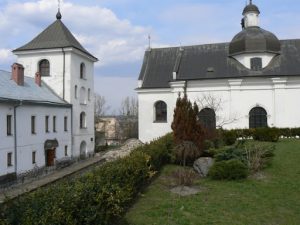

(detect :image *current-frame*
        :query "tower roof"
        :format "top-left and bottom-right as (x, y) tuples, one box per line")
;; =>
(243, 1), (260, 15)
(13, 16), (97, 61)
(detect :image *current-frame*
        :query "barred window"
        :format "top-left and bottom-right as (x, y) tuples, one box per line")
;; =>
(39, 59), (50, 76)
(154, 101), (167, 122)
(250, 57), (262, 71)
(249, 107), (268, 128)
(198, 108), (216, 130)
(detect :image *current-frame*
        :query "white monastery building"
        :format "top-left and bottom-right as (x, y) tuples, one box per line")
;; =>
(0, 10), (97, 181)
(137, 1), (300, 143)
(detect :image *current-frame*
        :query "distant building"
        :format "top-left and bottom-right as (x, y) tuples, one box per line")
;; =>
(137, 1), (300, 143)
(96, 117), (121, 146)
(95, 116), (138, 146)
(0, 10), (97, 181)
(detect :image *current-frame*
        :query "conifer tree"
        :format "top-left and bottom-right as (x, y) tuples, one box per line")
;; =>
(171, 93), (206, 154)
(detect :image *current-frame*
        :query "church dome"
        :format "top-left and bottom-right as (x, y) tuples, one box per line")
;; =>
(229, 26), (281, 55)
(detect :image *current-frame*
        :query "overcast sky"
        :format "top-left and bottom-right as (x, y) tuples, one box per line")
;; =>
(0, 0), (300, 113)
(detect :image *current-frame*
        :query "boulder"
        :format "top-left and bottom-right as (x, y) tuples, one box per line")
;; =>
(193, 157), (214, 177)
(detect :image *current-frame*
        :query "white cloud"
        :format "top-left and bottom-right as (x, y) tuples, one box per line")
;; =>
(0, 0), (154, 68)
(0, 48), (16, 65)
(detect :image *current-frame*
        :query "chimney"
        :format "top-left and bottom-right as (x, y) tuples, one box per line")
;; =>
(11, 63), (24, 86)
(35, 72), (42, 87)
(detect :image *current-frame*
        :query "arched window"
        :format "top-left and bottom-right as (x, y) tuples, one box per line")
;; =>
(154, 101), (167, 122)
(249, 107), (268, 128)
(80, 141), (87, 157)
(39, 59), (50, 76)
(80, 87), (86, 104)
(80, 63), (86, 79)
(198, 108), (216, 130)
(80, 112), (86, 129)
(75, 85), (78, 99)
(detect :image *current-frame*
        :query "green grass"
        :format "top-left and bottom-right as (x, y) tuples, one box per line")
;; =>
(125, 140), (300, 225)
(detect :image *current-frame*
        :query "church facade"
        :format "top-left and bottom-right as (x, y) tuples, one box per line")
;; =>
(0, 10), (97, 179)
(137, 1), (300, 143)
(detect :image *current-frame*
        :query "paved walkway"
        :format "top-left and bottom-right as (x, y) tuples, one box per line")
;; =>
(0, 139), (143, 204)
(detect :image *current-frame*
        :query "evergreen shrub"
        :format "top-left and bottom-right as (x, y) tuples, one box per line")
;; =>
(222, 130), (237, 145)
(208, 159), (248, 180)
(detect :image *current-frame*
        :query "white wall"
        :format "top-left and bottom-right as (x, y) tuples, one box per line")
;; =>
(0, 103), (72, 176)
(138, 76), (300, 143)
(233, 52), (276, 69)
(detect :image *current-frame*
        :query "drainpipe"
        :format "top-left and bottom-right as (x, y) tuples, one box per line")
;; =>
(62, 48), (66, 100)
(13, 100), (22, 174)
(71, 105), (74, 158)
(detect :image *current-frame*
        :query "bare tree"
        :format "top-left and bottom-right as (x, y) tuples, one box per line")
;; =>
(196, 93), (240, 128)
(119, 96), (138, 116)
(94, 94), (110, 118)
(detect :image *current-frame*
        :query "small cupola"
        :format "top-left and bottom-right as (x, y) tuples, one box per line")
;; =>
(229, 1), (281, 70)
(243, 0), (260, 28)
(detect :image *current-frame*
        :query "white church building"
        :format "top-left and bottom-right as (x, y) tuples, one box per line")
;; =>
(137, 1), (300, 143)
(0, 10), (97, 181)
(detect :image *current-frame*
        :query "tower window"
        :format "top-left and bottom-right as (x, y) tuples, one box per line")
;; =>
(7, 115), (12, 136)
(250, 57), (262, 71)
(39, 59), (50, 76)
(80, 112), (86, 129)
(80, 63), (86, 79)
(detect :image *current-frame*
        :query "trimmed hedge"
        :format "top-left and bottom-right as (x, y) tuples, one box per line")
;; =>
(220, 127), (300, 143)
(252, 128), (280, 142)
(0, 134), (173, 225)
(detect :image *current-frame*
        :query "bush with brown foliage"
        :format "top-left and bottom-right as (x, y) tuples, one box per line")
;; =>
(171, 94), (206, 155)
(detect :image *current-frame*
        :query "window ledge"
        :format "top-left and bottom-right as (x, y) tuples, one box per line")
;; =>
(153, 121), (168, 124)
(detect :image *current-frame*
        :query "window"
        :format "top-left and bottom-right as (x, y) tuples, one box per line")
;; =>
(31, 116), (36, 134)
(7, 115), (12, 136)
(32, 151), (36, 164)
(154, 101), (167, 122)
(80, 63), (86, 79)
(80, 112), (86, 129)
(249, 107), (268, 128)
(53, 116), (56, 132)
(45, 116), (49, 133)
(88, 88), (91, 101)
(198, 108), (216, 130)
(80, 87), (87, 104)
(250, 57), (262, 71)
(75, 85), (78, 99)
(7, 152), (12, 167)
(65, 146), (68, 156)
(64, 116), (68, 132)
(39, 59), (50, 76)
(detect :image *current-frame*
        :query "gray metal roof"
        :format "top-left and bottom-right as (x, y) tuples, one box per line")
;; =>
(13, 19), (97, 61)
(243, 2), (260, 15)
(138, 39), (300, 89)
(229, 27), (281, 55)
(0, 70), (70, 106)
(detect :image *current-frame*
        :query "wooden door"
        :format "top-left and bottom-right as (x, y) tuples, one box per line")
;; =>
(46, 148), (56, 166)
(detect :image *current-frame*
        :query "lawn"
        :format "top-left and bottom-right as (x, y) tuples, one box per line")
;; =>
(125, 140), (300, 225)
